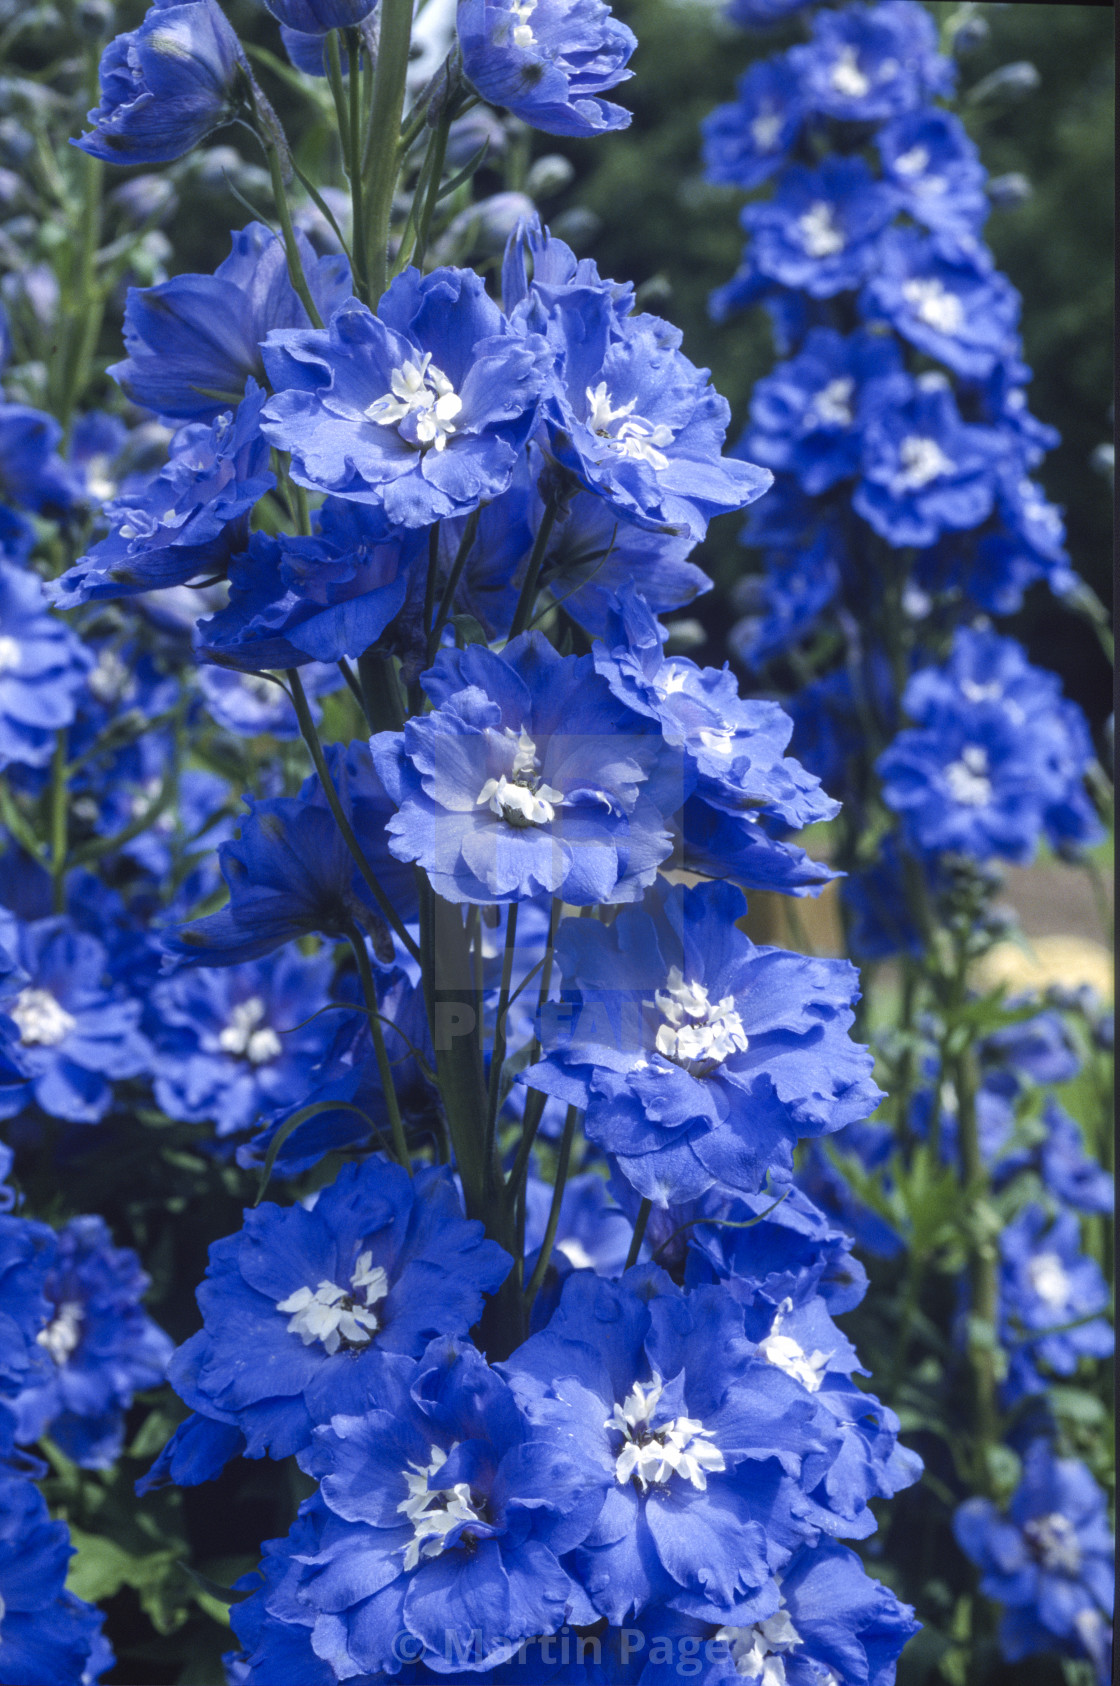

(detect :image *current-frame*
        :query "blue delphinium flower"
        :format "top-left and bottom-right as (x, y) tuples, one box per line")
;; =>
(740, 157), (897, 299)
(954, 1441), (1114, 1682)
(876, 107), (989, 237)
(0, 406), (80, 517)
(110, 223), (352, 425)
(504, 1266), (846, 1625)
(861, 228), (1021, 380)
(148, 948), (336, 1136)
(998, 1205), (1113, 1402)
(261, 268), (550, 527)
(263, 0), (376, 29)
(371, 632), (681, 906)
(526, 879), (882, 1203)
(878, 627), (1104, 863)
(790, 0), (954, 122)
(730, 531), (842, 670)
(458, 0), (637, 139)
(74, 0), (249, 166)
(702, 56), (805, 191)
(1006, 1099), (1114, 1217)
(142, 1158), (510, 1487)
(195, 662), (342, 740)
(0, 1215), (55, 1399)
(0, 1471), (113, 1684)
(164, 742), (417, 967)
(0, 563), (92, 772)
(50, 384), (274, 607)
(0, 918), (151, 1124)
(742, 325), (902, 495)
(281, 1335), (604, 1675)
(10, 1215), (172, 1469)
(197, 512), (422, 672)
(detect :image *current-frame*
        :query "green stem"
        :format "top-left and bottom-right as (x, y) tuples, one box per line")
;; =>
(346, 923), (410, 1171)
(624, 1198), (652, 1272)
(485, 904), (519, 1160)
(413, 108), (452, 271)
(357, 651), (406, 733)
(50, 734), (67, 913)
(346, 30), (369, 295)
(286, 668), (420, 962)
(522, 1103), (579, 1310)
(507, 499), (559, 642)
(428, 508), (481, 661)
(264, 143), (324, 329)
(363, 0), (414, 302)
(502, 896), (562, 1209)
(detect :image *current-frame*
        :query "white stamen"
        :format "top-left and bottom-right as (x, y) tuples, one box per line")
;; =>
(750, 108), (783, 152)
(607, 1374), (725, 1491)
(893, 144), (930, 179)
(944, 745), (992, 807)
(1023, 1511), (1083, 1575)
(653, 966), (748, 1075)
(715, 1602), (803, 1682)
(36, 1300), (84, 1365)
(810, 376), (854, 428)
(398, 1443), (486, 1572)
(893, 434), (954, 490)
(902, 278), (964, 335)
(10, 988), (76, 1048)
(796, 201), (845, 258)
(1027, 1251), (1072, 1312)
(476, 728), (562, 828)
(757, 1299), (831, 1392)
(219, 997), (282, 1065)
(89, 647), (130, 704)
(829, 46), (871, 99)
(0, 636), (21, 675)
(276, 1251), (389, 1355)
(585, 382), (674, 471)
(367, 353), (463, 453)
(961, 679), (1003, 704)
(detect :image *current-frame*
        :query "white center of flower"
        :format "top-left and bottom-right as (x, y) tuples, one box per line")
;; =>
(757, 1298), (831, 1392)
(89, 647), (130, 703)
(715, 1603), (803, 1682)
(508, 0), (538, 48)
(219, 997), (282, 1065)
(1023, 1511), (1083, 1575)
(751, 107), (783, 152)
(797, 201), (845, 258)
(894, 144), (930, 179)
(1027, 1250), (1072, 1312)
(477, 727), (562, 828)
(607, 1374), (725, 1491)
(961, 678), (1003, 704)
(944, 745), (992, 807)
(902, 278), (964, 335)
(399, 1443), (486, 1572)
(36, 1300), (84, 1365)
(585, 382), (675, 471)
(829, 45), (871, 99)
(555, 1236), (596, 1270)
(276, 1251), (389, 1355)
(367, 353), (463, 453)
(0, 635), (21, 675)
(810, 376), (854, 428)
(10, 988), (77, 1048)
(894, 434), (955, 490)
(654, 966), (748, 1075)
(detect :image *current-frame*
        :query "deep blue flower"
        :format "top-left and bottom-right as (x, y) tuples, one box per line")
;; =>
(261, 269), (550, 527)
(727, 0), (812, 25)
(50, 384), (274, 607)
(195, 660), (342, 740)
(164, 742), (417, 967)
(1001, 1099), (1114, 1217)
(525, 879), (882, 1204)
(458, 0), (636, 139)
(74, 0), (249, 166)
(145, 1160), (510, 1484)
(0, 918), (151, 1124)
(10, 1215), (172, 1469)
(878, 628), (1104, 863)
(0, 1216), (55, 1400)
(0, 1472), (112, 1685)
(264, 0), (376, 29)
(998, 1205), (1113, 1403)
(854, 373), (1008, 548)
(743, 327), (902, 496)
(954, 1441), (1114, 1682)
(197, 512), (421, 673)
(741, 157), (897, 299)
(730, 530), (842, 670)
(503, 1267), (846, 1624)
(702, 56), (805, 191)
(0, 563), (92, 772)
(148, 947), (336, 1136)
(790, 1), (954, 123)
(110, 222), (353, 425)
(877, 107), (989, 237)
(371, 632), (682, 906)
(0, 406), (80, 518)
(860, 228), (1021, 380)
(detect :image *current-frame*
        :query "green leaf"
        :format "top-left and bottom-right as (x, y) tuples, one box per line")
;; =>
(66, 1528), (189, 1635)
